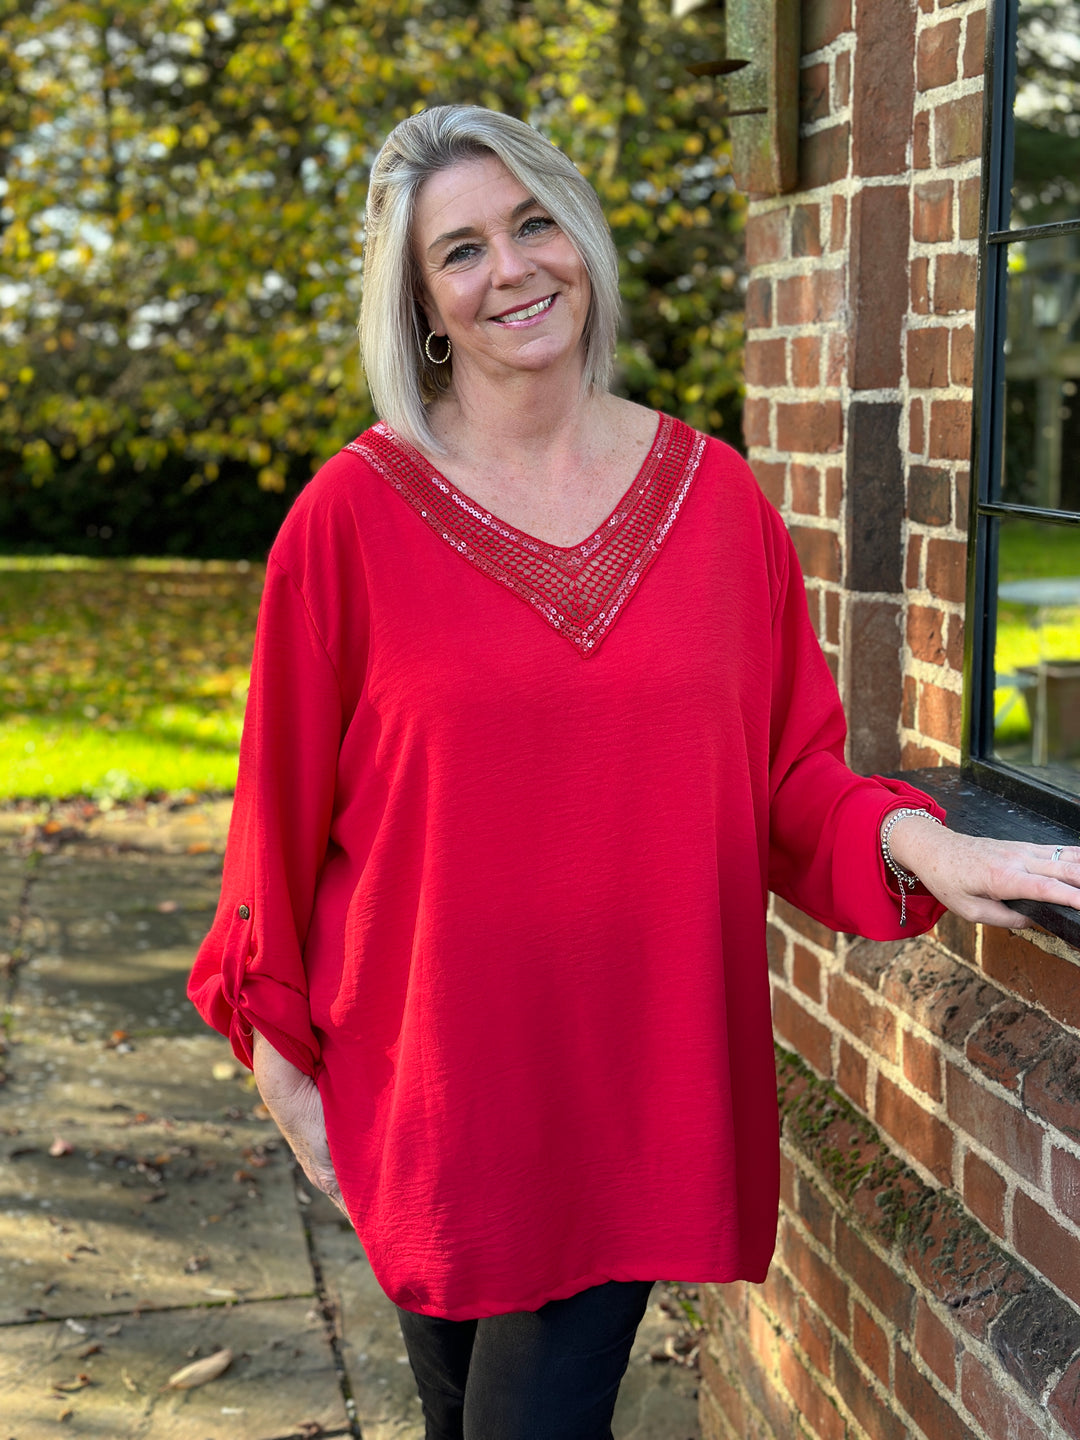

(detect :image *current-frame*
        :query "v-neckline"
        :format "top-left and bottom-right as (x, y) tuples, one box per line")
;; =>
(347, 413), (706, 656)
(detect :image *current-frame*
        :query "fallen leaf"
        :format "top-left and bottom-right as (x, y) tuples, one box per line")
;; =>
(157, 899), (179, 912)
(52, 1374), (94, 1393)
(76, 1344), (103, 1359)
(186, 841), (211, 854)
(183, 1254), (210, 1273)
(212, 1061), (239, 1081)
(49, 1136), (74, 1157)
(164, 1348), (233, 1390)
(121, 1368), (139, 1393)
(104, 1030), (129, 1049)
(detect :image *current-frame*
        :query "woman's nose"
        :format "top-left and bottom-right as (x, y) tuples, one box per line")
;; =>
(489, 237), (534, 286)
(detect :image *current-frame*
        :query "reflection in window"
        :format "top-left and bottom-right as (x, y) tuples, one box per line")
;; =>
(993, 518), (1080, 798)
(1001, 237), (1080, 509)
(1012, 0), (1080, 229)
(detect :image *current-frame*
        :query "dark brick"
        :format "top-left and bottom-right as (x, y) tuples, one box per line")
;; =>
(800, 61), (830, 124)
(966, 1004), (1058, 1092)
(791, 203), (822, 258)
(991, 1281), (1080, 1399)
(844, 597), (903, 774)
(852, 0), (915, 177)
(1049, 1351), (1080, 1435)
(845, 401), (903, 589)
(851, 189), (909, 388)
(879, 947), (1005, 1047)
(1024, 1032), (1080, 1142)
(799, 122), (850, 189)
(907, 466), (952, 526)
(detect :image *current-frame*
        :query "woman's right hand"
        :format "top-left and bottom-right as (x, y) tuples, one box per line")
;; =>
(251, 1030), (348, 1216)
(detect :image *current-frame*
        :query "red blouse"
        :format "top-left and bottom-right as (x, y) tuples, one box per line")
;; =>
(189, 415), (945, 1319)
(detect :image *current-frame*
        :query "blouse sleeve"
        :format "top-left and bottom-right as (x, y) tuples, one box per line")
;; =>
(764, 508), (947, 941)
(187, 553), (344, 1076)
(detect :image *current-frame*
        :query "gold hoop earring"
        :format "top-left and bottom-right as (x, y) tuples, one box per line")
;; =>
(425, 331), (451, 365)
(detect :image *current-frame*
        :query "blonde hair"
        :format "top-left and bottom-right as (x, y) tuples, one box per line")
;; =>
(359, 105), (620, 452)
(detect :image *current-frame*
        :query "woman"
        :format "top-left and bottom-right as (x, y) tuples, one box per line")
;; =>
(189, 105), (1080, 1439)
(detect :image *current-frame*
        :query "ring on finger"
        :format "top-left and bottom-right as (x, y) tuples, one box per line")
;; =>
(1051, 845), (1065, 862)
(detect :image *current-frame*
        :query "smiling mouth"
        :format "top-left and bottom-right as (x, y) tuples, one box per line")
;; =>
(491, 295), (555, 323)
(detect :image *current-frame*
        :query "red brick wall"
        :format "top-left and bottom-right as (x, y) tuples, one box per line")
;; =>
(699, 3), (1080, 1438)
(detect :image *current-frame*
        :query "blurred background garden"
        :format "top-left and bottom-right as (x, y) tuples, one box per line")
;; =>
(0, 0), (748, 802)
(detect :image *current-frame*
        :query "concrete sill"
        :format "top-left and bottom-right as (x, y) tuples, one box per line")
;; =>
(894, 767), (1080, 953)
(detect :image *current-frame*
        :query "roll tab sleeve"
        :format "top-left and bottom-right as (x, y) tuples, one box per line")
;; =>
(763, 506), (947, 942)
(188, 551), (347, 1078)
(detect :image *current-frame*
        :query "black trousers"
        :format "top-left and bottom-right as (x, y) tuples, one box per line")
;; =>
(396, 1279), (655, 1440)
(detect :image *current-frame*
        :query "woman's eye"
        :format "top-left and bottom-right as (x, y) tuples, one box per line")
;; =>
(521, 215), (555, 237)
(444, 242), (480, 265)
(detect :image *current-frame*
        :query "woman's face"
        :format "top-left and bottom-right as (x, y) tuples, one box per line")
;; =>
(413, 153), (591, 387)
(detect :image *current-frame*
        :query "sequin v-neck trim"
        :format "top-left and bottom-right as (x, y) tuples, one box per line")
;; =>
(346, 414), (705, 657)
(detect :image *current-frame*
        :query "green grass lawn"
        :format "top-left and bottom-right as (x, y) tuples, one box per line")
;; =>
(993, 520), (1080, 745)
(0, 557), (264, 801)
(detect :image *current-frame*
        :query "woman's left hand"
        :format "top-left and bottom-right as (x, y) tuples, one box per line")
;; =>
(885, 814), (1080, 929)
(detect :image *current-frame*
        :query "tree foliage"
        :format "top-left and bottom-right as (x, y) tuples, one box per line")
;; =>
(0, 0), (746, 553)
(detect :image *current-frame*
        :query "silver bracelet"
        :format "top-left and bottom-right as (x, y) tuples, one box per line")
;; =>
(880, 808), (943, 927)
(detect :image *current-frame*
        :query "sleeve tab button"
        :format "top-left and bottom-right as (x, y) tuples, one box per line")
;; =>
(238, 904), (251, 920)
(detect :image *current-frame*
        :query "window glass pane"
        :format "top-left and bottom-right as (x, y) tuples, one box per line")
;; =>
(1011, 0), (1080, 227)
(992, 515), (1080, 797)
(1000, 234), (1080, 508)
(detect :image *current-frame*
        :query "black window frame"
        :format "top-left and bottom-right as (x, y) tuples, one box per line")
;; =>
(964, 0), (1080, 830)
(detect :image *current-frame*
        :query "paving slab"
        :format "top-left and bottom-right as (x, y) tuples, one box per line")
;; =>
(0, 1298), (350, 1439)
(0, 1100), (312, 1323)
